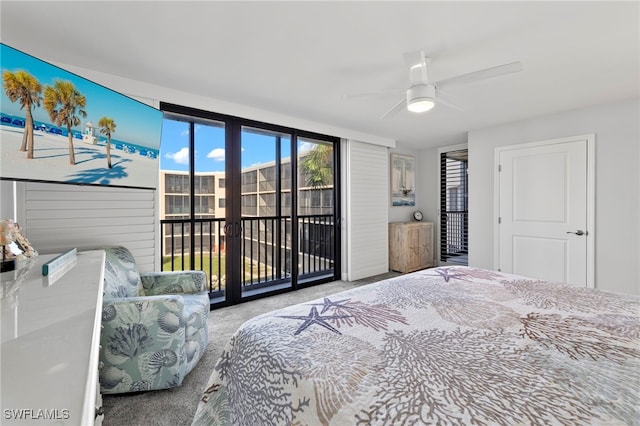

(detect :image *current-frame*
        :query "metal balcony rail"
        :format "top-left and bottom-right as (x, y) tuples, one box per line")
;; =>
(441, 211), (468, 264)
(160, 214), (335, 294)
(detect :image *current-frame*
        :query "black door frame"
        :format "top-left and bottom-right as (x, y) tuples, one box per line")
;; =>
(160, 102), (341, 308)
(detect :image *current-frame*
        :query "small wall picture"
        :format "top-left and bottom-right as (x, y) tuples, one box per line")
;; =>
(390, 153), (416, 206)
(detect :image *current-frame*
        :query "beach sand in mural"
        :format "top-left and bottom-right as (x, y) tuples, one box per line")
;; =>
(0, 125), (158, 188)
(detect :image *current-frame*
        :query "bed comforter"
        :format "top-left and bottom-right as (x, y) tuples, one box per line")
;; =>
(192, 266), (640, 425)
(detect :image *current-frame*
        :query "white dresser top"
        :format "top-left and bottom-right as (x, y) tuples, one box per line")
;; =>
(1, 250), (105, 425)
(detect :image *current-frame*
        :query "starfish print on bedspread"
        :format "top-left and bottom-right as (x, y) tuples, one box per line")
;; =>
(424, 267), (469, 282)
(310, 297), (351, 314)
(423, 267), (504, 283)
(278, 306), (351, 335)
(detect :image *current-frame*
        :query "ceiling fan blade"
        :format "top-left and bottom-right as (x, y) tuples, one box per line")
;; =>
(435, 95), (463, 111)
(436, 61), (523, 90)
(435, 89), (464, 111)
(341, 89), (404, 100)
(380, 97), (406, 120)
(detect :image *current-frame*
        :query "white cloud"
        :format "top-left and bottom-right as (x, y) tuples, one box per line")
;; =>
(165, 147), (189, 165)
(207, 148), (225, 161)
(298, 142), (315, 153)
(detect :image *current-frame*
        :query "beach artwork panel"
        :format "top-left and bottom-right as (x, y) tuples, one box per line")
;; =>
(0, 43), (163, 190)
(390, 153), (416, 206)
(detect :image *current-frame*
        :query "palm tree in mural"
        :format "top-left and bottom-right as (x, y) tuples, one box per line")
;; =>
(98, 117), (116, 168)
(43, 79), (87, 165)
(2, 70), (42, 159)
(300, 144), (333, 188)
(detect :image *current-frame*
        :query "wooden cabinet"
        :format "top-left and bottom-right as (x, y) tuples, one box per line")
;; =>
(389, 222), (434, 273)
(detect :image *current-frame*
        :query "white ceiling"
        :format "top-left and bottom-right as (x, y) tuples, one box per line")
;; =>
(1, 1), (639, 149)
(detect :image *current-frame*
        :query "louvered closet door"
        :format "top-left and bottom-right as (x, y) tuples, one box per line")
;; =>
(344, 140), (389, 280)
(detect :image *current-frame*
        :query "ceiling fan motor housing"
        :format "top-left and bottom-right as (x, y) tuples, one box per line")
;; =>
(407, 84), (436, 112)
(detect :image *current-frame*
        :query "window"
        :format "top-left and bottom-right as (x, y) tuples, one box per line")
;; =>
(196, 175), (215, 194)
(259, 166), (276, 192)
(242, 170), (257, 193)
(242, 194), (257, 216)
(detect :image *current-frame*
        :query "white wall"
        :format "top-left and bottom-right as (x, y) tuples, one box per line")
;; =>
(468, 98), (640, 295)
(415, 147), (440, 227)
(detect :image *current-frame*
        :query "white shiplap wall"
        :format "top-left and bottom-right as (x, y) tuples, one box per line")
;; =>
(17, 182), (157, 272)
(342, 140), (389, 281)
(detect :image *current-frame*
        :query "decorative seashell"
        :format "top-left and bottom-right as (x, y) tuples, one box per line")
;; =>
(185, 340), (199, 362)
(99, 366), (126, 389)
(185, 312), (198, 326)
(149, 349), (178, 372)
(158, 311), (181, 333)
(102, 304), (117, 322)
(185, 325), (198, 338)
(126, 270), (140, 285)
(110, 246), (134, 263)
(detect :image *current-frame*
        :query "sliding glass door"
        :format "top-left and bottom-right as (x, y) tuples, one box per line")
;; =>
(238, 126), (294, 298)
(159, 103), (339, 308)
(159, 116), (228, 303)
(297, 138), (336, 283)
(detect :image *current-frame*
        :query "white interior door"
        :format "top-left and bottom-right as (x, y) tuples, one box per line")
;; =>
(496, 136), (593, 286)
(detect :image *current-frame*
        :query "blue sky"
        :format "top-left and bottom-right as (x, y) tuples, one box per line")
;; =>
(1, 44), (162, 149)
(160, 119), (294, 172)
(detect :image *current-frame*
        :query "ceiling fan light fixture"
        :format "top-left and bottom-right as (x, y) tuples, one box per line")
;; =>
(408, 98), (435, 113)
(407, 84), (436, 113)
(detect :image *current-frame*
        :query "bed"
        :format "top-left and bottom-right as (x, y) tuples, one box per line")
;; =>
(191, 266), (640, 425)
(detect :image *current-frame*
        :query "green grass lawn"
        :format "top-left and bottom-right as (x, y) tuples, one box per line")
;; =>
(162, 254), (273, 288)
(162, 254), (225, 279)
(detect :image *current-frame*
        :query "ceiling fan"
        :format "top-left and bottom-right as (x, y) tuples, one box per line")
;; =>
(343, 51), (523, 119)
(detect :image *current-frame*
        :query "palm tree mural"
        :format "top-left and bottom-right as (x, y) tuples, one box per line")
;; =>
(2, 70), (42, 159)
(43, 79), (87, 165)
(299, 143), (333, 188)
(98, 117), (117, 168)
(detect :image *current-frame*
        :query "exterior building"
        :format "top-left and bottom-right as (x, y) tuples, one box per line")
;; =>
(159, 154), (334, 282)
(159, 170), (226, 256)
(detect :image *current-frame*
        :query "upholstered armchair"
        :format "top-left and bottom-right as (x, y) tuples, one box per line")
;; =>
(98, 246), (209, 394)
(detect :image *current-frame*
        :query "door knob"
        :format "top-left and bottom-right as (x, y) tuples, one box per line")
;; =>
(566, 230), (586, 236)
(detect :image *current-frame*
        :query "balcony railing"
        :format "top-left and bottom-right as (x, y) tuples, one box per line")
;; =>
(160, 214), (335, 294)
(441, 211), (468, 265)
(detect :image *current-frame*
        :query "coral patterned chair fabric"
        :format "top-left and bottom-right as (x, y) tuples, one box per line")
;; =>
(99, 246), (209, 394)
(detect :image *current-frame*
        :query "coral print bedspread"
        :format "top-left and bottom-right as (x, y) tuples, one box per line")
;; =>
(192, 266), (640, 425)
